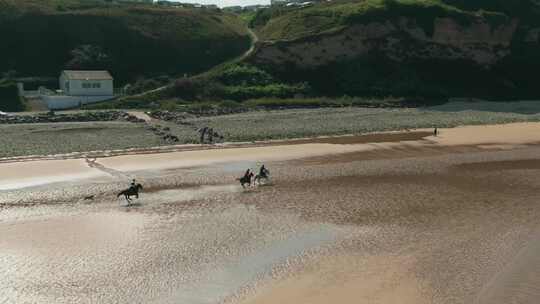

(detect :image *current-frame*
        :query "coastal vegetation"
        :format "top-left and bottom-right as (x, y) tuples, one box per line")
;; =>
(250, 0), (513, 41)
(2, 0), (540, 110)
(248, 0), (540, 100)
(0, 0), (251, 84)
(0, 80), (25, 112)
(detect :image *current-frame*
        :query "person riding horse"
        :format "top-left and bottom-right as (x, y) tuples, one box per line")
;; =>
(254, 165), (270, 184)
(259, 165), (269, 178)
(130, 179), (137, 193)
(118, 179), (143, 204)
(238, 169), (254, 188)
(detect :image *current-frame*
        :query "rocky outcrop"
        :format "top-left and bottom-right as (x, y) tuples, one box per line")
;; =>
(252, 17), (520, 68)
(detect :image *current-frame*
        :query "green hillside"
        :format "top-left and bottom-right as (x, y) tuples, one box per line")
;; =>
(252, 0), (519, 41)
(249, 0), (540, 100)
(0, 0), (251, 84)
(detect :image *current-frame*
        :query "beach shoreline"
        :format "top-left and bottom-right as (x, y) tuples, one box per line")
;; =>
(1, 122), (539, 191)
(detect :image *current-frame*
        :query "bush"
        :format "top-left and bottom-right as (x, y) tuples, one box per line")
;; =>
(126, 77), (165, 95)
(222, 83), (310, 100)
(0, 81), (25, 112)
(215, 64), (275, 86)
(159, 99), (179, 111)
(218, 100), (243, 109)
(173, 78), (202, 100)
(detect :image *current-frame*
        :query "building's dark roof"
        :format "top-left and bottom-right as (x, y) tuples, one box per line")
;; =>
(62, 70), (113, 80)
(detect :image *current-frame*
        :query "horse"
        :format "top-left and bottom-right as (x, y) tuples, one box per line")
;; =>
(117, 184), (143, 204)
(254, 169), (270, 185)
(237, 173), (254, 188)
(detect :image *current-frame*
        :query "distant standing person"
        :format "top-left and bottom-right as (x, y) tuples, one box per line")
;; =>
(198, 127), (208, 144)
(208, 128), (214, 144)
(434, 127), (438, 137)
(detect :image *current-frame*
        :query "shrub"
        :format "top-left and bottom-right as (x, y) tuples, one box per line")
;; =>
(126, 77), (164, 95)
(215, 64), (275, 86)
(222, 83), (310, 101)
(159, 99), (179, 111)
(0, 81), (25, 112)
(173, 78), (202, 100)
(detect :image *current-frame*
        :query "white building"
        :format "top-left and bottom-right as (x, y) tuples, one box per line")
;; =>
(60, 70), (114, 96)
(42, 70), (116, 110)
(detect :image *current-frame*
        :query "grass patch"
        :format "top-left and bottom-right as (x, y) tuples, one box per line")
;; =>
(0, 122), (164, 157)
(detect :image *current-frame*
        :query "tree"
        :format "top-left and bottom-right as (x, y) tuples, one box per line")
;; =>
(65, 45), (112, 70)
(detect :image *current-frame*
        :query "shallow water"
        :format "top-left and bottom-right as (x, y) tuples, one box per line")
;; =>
(0, 179), (351, 303)
(1, 144), (540, 303)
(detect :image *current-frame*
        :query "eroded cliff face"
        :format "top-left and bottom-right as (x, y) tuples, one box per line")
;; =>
(251, 17), (521, 69)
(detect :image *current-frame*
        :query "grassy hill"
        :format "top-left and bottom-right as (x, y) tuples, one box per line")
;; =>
(249, 0), (540, 100)
(0, 0), (251, 84)
(252, 0), (507, 41)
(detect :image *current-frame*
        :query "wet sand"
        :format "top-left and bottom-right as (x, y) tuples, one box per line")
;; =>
(0, 159), (106, 190)
(1, 122), (540, 303)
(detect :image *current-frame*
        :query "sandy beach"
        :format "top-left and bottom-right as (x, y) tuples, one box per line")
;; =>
(1, 122), (540, 303)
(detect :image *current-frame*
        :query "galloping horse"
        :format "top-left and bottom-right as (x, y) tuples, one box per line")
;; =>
(254, 169), (270, 184)
(237, 173), (254, 188)
(117, 184), (143, 204)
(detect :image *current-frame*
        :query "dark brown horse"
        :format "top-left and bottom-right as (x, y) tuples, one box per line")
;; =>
(237, 173), (254, 188)
(117, 184), (143, 204)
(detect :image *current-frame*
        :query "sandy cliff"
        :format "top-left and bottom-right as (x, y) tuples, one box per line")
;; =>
(252, 17), (521, 68)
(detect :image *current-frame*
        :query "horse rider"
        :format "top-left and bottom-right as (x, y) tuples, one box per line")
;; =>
(130, 179), (136, 191)
(244, 169), (254, 183)
(244, 169), (251, 180)
(208, 128), (214, 144)
(259, 165), (269, 178)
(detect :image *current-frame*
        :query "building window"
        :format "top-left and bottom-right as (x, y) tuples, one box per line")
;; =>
(82, 82), (101, 89)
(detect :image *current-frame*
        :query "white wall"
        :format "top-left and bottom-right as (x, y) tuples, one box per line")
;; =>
(42, 95), (115, 110)
(67, 79), (114, 96)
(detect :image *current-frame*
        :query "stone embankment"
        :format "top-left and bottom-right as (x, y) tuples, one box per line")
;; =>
(149, 111), (195, 125)
(0, 111), (148, 124)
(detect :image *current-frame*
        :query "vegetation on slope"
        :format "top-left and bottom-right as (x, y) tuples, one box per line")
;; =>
(87, 63), (311, 110)
(252, 0), (511, 41)
(248, 0), (540, 100)
(0, 0), (251, 84)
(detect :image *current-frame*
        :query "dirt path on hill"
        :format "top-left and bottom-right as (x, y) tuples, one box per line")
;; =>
(125, 27), (258, 99)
